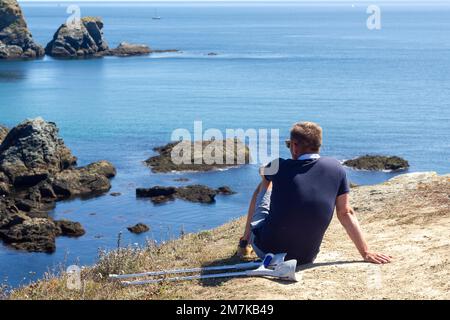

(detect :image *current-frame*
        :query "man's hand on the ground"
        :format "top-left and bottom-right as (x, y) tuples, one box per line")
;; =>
(363, 251), (392, 264)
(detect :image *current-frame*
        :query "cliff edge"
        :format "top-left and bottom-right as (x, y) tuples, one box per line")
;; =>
(10, 172), (450, 299)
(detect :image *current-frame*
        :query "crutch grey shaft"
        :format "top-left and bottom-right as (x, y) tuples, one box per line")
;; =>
(121, 259), (298, 285)
(109, 253), (286, 280)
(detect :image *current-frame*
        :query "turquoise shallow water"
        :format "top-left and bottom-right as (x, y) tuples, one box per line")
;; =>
(0, 2), (449, 288)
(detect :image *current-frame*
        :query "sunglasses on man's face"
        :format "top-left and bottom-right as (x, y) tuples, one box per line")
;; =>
(285, 140), (291, 149)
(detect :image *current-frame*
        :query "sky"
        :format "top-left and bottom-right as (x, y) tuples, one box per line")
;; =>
(17, 0), (445, 7)
(17, 0), (439, 3)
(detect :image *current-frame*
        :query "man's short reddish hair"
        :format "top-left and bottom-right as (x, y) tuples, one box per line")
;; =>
(290, 122), (322, 152)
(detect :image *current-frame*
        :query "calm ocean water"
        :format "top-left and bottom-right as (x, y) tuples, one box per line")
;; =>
(0, 1), (449, 288)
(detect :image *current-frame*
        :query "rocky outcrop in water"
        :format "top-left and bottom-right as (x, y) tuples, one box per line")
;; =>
(146, 139), (251, 173)
(216, 186), (236, 195)
(0, 0), (44, 59)
(0, 118), (116, 252)
(0, 119), (77, 187)
(45, 17), (109, 57)
(127, 223), (149, 234)
(136, 185), (235, 204)
(55, 220), (85, 237)
(0, 1), (176, 59)
(343, 155), (409, 171)
(104, 42), (151, 57)
(45, 17), (173, 58)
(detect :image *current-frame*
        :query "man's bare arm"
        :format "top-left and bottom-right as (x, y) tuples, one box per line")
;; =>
(242, 183), (261, 241)
(242, 176), (271, 241)
(335, 193), (392, 264)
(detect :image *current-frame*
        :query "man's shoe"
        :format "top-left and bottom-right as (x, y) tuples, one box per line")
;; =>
(237, 238), (254, 261)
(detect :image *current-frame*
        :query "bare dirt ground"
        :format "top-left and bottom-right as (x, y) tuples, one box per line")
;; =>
(11, 172), (449, 300)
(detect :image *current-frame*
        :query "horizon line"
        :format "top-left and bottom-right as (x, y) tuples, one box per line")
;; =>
(17, 0), (449, 3)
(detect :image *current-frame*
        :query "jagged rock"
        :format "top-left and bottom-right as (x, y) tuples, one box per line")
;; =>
(216, 186), (236, 195)
(84, 160), (116, 178)
(51, 161), (114, 198)
(176, 185), (217, 204)
(45, 17), (161, 58)
(343, 155), (409, 171)
(0, 171), (10, 195)
(36, 180), (57, 199)
(136, 186), (176, 204)
(146, 139), (250, 173)
(55, 220), (85, 237)
(44, 12), (179, 58)
(136, 184), (235, 204)
(0, 198), (21, 224)
(0, 118), (116, 252)
(0, 118), (77, 187)
(136, 186), (177, 198)
(14, 198), (35, 212)
(105, 42), (151, 57)
(127, 223), (150, 234)
(0, 217), (58, 252)
(45, 17), (109, 57)
(0, 125), (8, 144)
(0, 0), (44, 59)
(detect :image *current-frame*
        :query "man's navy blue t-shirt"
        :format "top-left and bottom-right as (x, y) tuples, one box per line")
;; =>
(253, 157), (349, 264)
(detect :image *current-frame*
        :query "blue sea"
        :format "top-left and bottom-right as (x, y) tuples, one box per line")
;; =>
(0, 1), (449, 288)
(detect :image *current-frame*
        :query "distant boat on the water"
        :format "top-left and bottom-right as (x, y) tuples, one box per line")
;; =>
(152, 9), (161, 20)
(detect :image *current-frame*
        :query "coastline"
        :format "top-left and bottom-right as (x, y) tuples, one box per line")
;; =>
(8, 171), (449, 300)
(1, 1), (450, 300)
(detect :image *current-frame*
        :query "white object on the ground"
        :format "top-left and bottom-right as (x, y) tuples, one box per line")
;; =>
(109, 253), (287, 280)
(119, 259), (298, 286)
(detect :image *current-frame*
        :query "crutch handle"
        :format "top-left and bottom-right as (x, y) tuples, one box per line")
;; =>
(262, 253), (274, 267)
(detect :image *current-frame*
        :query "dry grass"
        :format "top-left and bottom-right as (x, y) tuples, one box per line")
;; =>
(10, 219), (247, 300)
(9, 173), (450, 300)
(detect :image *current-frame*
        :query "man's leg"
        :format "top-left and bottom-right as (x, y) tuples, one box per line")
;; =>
(249, 183), (271, 259)
(238, 181), (272, 259)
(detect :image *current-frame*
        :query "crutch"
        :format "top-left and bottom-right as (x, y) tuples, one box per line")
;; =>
(120, 259), (298, 285)
(109, 253), (287, 280)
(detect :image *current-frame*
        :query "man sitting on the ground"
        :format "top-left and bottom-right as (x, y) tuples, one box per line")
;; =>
(239, 121), (391, 265)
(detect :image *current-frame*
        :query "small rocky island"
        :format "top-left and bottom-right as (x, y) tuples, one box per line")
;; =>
(127, 223), (150, 234)
(0, 0), (44, 59)
(45, 17), (110, 57)
(45, 17), (160, 58)
(146, 139), (251, 173)
(0, 118), (116, 252)
(136, 185), (235, 204)
(343, 155), (409, 171)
